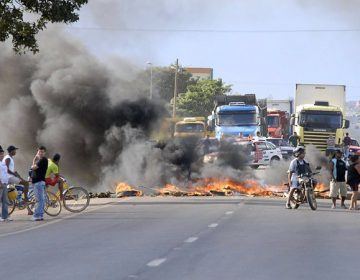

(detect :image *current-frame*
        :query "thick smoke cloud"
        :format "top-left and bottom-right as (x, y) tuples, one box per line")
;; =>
(0, 31), (166, 188)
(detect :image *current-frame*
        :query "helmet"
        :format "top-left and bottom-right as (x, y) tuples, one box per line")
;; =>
(7, 186), (17, 201)
(293, 146), (305, 157)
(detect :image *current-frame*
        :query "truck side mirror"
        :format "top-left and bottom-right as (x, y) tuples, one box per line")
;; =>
(290, 117), (295, 126)
(344, 119), (350, 129)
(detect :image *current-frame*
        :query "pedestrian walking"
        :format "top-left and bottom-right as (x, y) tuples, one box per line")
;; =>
(0, 147), (11, 222)
(343, 133), (352, 159)
(30, 146), (48, 221)
(347, 155), (360, 210)
(288, 132), (300, 147)
(326, 135), (336, 157)
(329, 149), (347, 209)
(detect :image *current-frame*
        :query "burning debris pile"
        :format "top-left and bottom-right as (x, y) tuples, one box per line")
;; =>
(113, 178), (290, 198)
(115, 182), (144, 198)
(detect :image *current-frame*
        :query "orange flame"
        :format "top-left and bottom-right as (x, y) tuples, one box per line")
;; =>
(115, 182), (143, 197)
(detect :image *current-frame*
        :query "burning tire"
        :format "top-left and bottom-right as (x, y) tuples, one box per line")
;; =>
(250, 165), (259, 169)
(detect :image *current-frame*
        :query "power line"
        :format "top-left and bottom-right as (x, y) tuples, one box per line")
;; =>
(66, 26), (360, 33)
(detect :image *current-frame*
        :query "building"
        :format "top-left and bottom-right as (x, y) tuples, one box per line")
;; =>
(185, 67), (213, 80)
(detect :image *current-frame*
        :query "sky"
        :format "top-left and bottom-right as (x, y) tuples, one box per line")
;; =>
(59, 0), (360, 100)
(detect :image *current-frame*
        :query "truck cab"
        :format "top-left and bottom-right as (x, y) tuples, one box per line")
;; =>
(267, 110), (289, 138)
(209, 94), (267, 141)
(292, 102), (349, 150)
(291, 84), (350, 151)
(174, 117), (206, 138)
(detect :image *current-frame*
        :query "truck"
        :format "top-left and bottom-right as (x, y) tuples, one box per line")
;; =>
(291, 84), (350, 151)
(174, 117), (207, 138)
(266, 100), (294, 139)
(208, 94), (267, 140)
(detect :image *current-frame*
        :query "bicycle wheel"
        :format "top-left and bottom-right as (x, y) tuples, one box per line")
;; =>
(8, 200), (16, 215)
(44, 191), (62, 217)
(63, 187), (90, 213)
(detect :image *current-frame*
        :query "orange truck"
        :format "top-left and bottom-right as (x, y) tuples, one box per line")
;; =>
(267, 100), (293, 139)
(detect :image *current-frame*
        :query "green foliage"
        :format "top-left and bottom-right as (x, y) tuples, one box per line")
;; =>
(0, 0), (88, 53)
(177, 79), (232, 117)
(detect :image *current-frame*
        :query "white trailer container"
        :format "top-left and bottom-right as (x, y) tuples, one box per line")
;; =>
(267, 99), (294, 114)
(295, 84), (346, 112)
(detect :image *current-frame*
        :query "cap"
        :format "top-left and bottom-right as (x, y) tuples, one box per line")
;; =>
(7, 145), (19, 153)
(335, 149), (343, 153)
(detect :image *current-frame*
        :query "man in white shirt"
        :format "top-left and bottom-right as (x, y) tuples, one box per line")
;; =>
(0, 147), (11, 221)
(3, 146), (30, 207)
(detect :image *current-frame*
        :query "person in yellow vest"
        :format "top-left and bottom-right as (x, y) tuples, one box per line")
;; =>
(45, 154), (64, 200)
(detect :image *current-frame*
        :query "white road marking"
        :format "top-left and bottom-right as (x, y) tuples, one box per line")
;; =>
(0, 198), (134, 238)
(147, 258), (167, 267)
(208, 223), (218, 228)
(184, 237), (198, 243)
(225, 211), (234, 215)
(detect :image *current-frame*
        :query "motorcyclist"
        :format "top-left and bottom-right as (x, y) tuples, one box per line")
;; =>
(286, 146), (312, 209)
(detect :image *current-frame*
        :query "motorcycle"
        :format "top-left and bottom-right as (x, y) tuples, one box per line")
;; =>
(288, 167), (321, 211)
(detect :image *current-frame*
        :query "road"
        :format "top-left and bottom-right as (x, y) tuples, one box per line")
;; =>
(0, 196), (359, 280)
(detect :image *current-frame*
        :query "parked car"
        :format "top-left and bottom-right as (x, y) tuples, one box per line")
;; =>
(203, 139), (283, 169)
(265, 137), (294, 160)
(349, 139), (360, 155)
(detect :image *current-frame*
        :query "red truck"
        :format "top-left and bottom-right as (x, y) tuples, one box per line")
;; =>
(267, 110), (289, 138)
(266, 100), (293, 139)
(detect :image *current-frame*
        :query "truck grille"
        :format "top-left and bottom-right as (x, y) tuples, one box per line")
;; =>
(303, 131), (336, 151)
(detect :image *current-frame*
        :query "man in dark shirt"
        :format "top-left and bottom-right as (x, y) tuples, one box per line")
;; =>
(288, 132), (301, 147)
(31, 146), (48, 221)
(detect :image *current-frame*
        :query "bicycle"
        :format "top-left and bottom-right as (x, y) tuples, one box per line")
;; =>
(50, 177), (90, 213)
(7, 184), (62, 217)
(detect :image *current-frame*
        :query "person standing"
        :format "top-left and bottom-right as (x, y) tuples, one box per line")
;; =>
(0, 148), (11, 222)
(343, 133), (352, 159)
(31, 146), (48, 221)
(3, 146), (30, 203)
(288, 132), (301, 147)
(329, 149), (347, 209)
(347, 155), (360, 210)
(326, 135), (336, 157)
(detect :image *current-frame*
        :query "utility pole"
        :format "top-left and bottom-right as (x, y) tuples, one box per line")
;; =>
(172, 58), (179, 118)
(147, 62), (153, 99)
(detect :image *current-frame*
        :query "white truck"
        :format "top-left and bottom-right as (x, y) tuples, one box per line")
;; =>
(291, 84), (349, 150)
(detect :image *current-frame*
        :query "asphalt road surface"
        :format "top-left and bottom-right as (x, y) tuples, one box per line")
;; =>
(0, 196), (359, 280)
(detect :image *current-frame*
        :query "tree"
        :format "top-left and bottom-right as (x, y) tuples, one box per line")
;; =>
(0, 0), (88, 53)
(137, 65), (197, 103)
(176, 79), (232, 117)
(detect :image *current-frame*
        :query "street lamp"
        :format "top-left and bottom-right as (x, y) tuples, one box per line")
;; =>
(146, 62), (153, 99)
(172, 58), (179, 118)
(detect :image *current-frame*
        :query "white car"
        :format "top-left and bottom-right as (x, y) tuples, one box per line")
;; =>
(247, 140), (283, 169)
(203, 139), (283, 169)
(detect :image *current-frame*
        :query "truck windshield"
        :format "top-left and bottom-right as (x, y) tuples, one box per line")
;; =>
(299, 111), (342, 129)
(217, 113), (257, 126)
(175, 123), (205, 133)
(267, 116), (279, 128)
